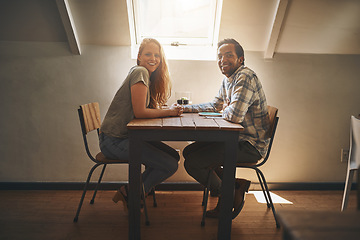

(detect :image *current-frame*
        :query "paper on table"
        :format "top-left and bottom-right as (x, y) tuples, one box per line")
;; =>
(198, 112), (222, 117)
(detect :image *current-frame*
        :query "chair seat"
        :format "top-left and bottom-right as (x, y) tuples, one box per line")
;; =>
(95, 152), (128, 164)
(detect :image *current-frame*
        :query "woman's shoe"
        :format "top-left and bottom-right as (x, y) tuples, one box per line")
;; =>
(205, 198), (220, 218)
(113, 185), (128, 211)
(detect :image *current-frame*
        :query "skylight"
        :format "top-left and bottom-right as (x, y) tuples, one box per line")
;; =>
(127, 0), (223, 60)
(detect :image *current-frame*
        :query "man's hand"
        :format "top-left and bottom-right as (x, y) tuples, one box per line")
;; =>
(222, 98), (230, 111)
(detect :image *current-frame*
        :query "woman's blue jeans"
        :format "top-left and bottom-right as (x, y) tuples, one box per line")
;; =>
(99, 132), (179, 193)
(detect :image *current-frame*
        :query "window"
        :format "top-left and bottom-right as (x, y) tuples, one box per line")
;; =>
(127, 0), (223, 60)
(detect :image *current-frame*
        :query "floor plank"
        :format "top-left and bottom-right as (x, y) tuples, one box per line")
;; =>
(0, 190), (357, 240)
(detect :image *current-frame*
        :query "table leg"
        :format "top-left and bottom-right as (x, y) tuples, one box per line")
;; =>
(129, 134), (142, 240)
(218, 135), (238, 240)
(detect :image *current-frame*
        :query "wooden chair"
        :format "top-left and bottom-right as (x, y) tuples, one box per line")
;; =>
(73, 102), (156, 225)
(201, 106), (280, 228)
(341, 115), (360, 211)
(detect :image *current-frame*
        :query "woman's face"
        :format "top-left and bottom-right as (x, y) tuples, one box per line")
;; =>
(138, 42), (161, 75)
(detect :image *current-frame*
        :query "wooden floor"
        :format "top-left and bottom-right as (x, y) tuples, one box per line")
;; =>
(0, 190), (357, 240)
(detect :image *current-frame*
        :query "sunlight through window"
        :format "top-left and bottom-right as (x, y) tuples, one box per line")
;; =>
(127, 0), (223, 60)
(249, 191), (293, 204)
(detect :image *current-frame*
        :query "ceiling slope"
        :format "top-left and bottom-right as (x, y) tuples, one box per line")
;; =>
(0, 0), (359, 56)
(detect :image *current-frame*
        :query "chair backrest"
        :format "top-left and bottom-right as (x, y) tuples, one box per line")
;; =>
(267, 106), (279, 139)
(79, 102), (101, 134)
(350, 116), (360, 168)
(238, 106), (278, 167)
(78, 102), (101, 162)
(259, 106), (279, 166)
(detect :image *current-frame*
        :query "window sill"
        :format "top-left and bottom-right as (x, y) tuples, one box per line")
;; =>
(131, 45), (218, 61)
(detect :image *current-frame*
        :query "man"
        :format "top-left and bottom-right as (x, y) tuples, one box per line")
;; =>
(183, 38), (270, 218)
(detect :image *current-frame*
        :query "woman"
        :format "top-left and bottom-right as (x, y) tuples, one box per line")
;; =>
(99, 38), (183, 209)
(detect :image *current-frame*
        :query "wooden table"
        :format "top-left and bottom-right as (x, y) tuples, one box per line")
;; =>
(278, 210), (360, 240)
(127, 113), (243, 240)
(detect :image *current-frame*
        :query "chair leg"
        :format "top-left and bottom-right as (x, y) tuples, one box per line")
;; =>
(256, 170), (270, 208)
(341, 169), (355, 211)
(150, 187), (157, 207)
(142, 184), (150, 226)
(202, 186), (207, 206)
(255, 168), (280, 228)
(201, 182), (210, 227)
(144, 166), (157, 207)
(73, 163), (101, 222)
(90, 164), (107, 204)
(201, 169), (212, 227)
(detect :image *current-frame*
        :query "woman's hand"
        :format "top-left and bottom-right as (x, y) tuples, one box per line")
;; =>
(131, 82), (184, 118)
(169, 103), (184, 116)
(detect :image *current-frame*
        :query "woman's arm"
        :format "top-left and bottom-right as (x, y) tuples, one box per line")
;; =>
(131, 82), (182, 118)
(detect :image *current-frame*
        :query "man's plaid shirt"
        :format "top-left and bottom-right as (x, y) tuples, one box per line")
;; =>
(184, 65), (270, 157)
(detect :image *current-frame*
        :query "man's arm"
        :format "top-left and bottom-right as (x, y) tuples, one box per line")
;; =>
(183, 102), (215, 113)
(222, 76), (255, 123)
(183, 94), (224, 113)
(183, 81), (226, 113)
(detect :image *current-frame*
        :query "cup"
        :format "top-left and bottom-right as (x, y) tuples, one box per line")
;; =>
(175, 92), (191, 105)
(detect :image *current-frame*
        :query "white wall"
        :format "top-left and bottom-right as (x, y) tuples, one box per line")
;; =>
(0, 41), (359, 184)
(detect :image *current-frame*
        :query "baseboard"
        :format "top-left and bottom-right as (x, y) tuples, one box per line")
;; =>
(0, 182), (355, 191)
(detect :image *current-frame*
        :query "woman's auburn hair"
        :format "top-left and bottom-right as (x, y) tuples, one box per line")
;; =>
(137, 38), (171, 109)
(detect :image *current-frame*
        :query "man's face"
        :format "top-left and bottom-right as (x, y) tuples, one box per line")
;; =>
(217, 43), (243, 78)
